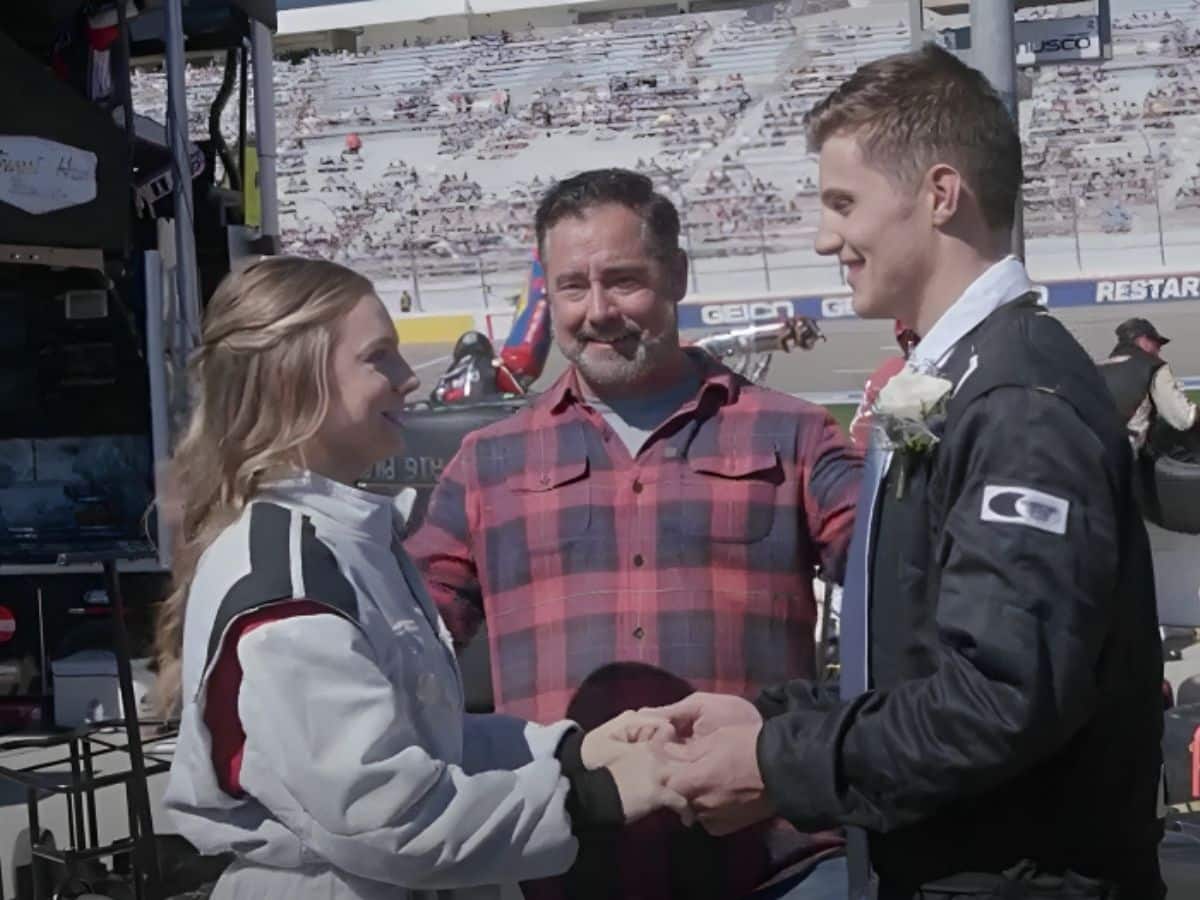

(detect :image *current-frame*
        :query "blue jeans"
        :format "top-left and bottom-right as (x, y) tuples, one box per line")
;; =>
(750, 854), (849, 900)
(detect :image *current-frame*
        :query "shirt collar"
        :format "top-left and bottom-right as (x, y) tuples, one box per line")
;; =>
(541, 348), (738, 416)
(910, 256), (1033, 371)
(258, 470), (400, 543)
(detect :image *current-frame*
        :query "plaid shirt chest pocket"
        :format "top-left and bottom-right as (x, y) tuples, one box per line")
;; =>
(673, 448), (782, 543)
(508, 455), (592, 552)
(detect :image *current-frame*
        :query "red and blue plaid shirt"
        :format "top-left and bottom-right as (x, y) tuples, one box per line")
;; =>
(406, 351), (862, 723)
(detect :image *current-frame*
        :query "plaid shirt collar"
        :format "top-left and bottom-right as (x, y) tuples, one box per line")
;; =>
(539, 348), (741, 417)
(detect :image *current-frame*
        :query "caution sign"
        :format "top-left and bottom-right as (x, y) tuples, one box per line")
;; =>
(0, 606), (15, 644)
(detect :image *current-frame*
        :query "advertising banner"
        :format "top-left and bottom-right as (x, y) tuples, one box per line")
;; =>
(679, 271), (1200, 329)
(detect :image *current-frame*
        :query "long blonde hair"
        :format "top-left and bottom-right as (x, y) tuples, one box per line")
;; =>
(153, 256), (374, 715)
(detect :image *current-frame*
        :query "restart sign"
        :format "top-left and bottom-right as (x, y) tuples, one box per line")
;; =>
(1094, 275), (1200, 304)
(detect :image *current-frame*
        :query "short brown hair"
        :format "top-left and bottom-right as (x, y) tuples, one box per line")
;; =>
(805, 43), (1023, 231)
(535, 168), (680, 261)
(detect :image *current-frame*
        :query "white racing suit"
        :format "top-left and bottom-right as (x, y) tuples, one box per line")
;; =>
(164, 472), (580, 899)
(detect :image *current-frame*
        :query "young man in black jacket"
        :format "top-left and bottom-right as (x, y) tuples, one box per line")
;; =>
(650, 44), (1165, 900)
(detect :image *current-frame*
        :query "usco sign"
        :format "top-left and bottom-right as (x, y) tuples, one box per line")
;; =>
(936, 15), (1106, 66)
(1015, 16), (1103, 64)
(1028, 35), (1093, 53)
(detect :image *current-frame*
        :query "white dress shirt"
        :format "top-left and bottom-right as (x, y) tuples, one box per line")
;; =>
(910, 255), (1035, 372)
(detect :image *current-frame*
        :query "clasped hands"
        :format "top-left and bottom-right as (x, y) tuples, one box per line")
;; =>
(578, 693), (775, 834)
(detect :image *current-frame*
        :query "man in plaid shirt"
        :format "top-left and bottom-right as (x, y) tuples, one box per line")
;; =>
(407, 169), (860, 899)
(407, 168), (861, 725)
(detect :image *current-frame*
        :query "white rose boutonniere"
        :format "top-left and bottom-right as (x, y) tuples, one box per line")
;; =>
(871, 367), (953, 499)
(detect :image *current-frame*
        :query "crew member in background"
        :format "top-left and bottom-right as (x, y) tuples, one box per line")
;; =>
(847, 321), (918, 449)
(431, 247), (553, 403)
(431, 252), (551, 403)
(1098, 317), (1198, 456)
(431, 331), (524, 404)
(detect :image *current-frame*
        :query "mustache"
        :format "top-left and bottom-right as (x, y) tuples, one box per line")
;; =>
(577, 327), (640, 342)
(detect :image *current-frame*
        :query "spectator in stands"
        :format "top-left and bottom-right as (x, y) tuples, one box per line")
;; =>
(407, 168), (861, 899)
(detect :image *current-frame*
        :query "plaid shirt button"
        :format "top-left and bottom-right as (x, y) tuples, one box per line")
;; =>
(632, 553), (644, 567)
(633, 626), (645, 639)
(632, 479), (643, 494)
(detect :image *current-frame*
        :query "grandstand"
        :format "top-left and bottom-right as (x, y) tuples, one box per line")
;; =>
(129, 0), (1200, 311)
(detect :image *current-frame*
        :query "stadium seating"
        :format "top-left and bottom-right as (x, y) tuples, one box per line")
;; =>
(129, 3), (1200, 307)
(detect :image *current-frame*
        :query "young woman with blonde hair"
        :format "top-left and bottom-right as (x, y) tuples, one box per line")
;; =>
(157, 256), (683, 900)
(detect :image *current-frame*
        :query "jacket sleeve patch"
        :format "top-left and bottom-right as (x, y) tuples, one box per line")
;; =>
(980, 484), (1069, 536)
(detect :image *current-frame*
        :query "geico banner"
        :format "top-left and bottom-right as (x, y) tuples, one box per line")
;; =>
(820, 296), (856, 319)
(680, 271), (1200, 329)
(696, 300), (796, 327)
(683, 295), (858, 329)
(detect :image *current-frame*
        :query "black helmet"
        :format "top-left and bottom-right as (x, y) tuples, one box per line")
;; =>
(451, 330), (495, 362)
